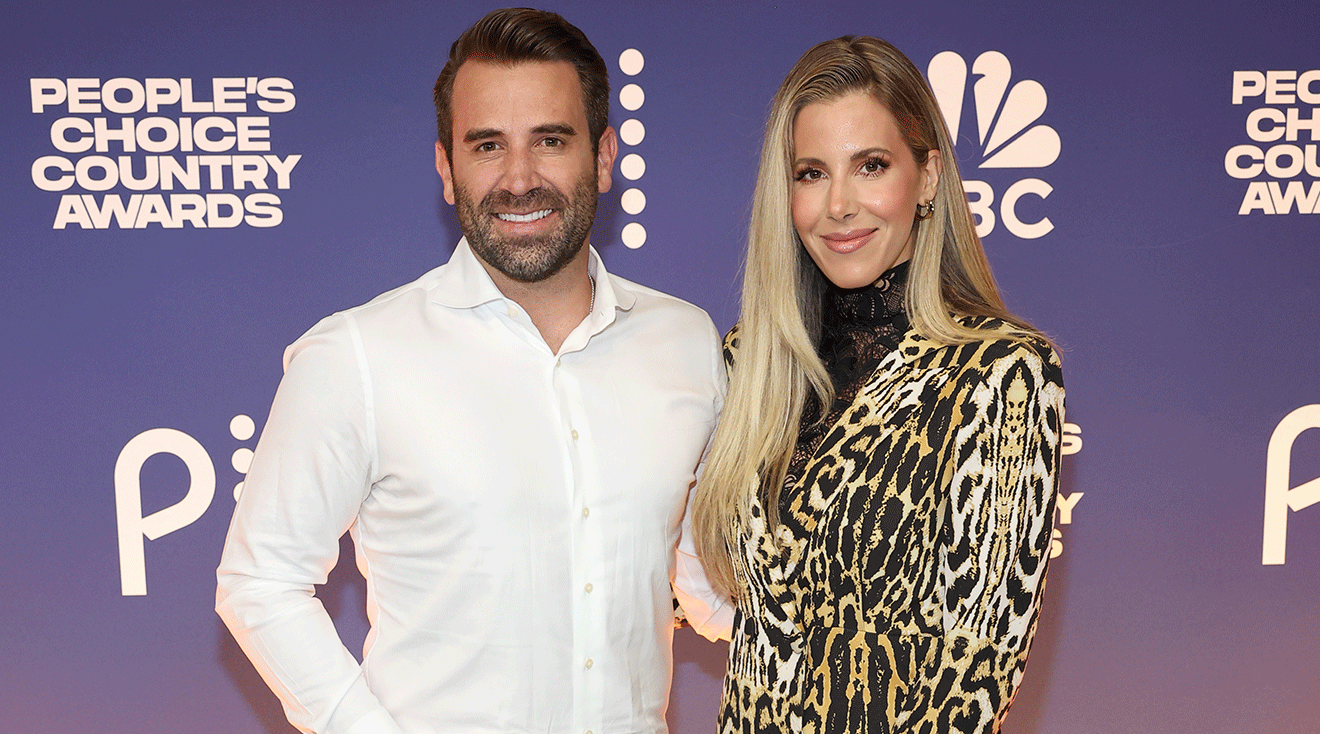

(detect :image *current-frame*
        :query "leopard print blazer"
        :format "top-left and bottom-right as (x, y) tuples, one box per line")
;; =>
(719, 317), (1065, 734)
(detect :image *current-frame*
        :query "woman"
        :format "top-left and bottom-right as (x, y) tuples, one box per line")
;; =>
(692, 36), (1065, 734)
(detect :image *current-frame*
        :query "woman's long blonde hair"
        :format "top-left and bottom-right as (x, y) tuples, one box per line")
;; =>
(692, 36), (1044, 599)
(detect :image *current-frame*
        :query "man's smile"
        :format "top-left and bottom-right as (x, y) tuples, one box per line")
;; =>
(495, 209), (554, 222)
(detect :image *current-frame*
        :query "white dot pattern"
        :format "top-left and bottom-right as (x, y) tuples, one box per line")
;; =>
(619, 118), (645, 146)
(230, 414), (255, 441)
(231, 447), (254, 473)
(231, 414), (256, 501)
(621, 188), (646, 215)
(620, 154), (645, 181)
(619, 84), (644, 111)
(618, 48), (644, 76)
(617, 49), (648, 248)
(622, 222), (647, 249)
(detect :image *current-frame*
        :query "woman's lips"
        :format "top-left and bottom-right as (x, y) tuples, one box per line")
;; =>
(820, 229), (875, 254)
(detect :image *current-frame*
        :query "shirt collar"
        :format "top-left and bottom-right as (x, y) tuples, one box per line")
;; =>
(586, 247), (636, 315)
(430, 237), (637, 313)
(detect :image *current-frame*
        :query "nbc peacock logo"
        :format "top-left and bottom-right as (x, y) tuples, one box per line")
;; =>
(927, 51), (1060, 240)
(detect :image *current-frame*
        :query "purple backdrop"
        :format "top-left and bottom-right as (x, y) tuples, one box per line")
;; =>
(3, 1), (1318, 733)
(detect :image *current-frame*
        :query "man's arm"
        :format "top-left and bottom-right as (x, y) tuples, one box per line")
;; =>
(674, 484), (735, 641)
(672, 319), (734, 642)
(216, 315), (403, 734)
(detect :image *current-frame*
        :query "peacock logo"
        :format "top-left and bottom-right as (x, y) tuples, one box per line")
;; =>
(927, 51), (1060, 240)
(114, 414), (257, 595)
(1263, 405), (1320, 565)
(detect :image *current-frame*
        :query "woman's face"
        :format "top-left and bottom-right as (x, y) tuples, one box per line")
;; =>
(790, 92), (940, 290)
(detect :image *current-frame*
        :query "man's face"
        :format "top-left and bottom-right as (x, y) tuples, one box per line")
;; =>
(436, 60), (616, 284)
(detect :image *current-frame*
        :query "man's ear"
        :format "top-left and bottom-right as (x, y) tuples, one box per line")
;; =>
(595, 126), (617, 194)
(435, 140), (456, 205)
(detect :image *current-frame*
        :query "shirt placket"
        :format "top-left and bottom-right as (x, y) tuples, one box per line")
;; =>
(553, 353), (605, 734)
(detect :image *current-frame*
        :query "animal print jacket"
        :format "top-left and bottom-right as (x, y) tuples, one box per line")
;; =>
(718, 281), (1065, 734)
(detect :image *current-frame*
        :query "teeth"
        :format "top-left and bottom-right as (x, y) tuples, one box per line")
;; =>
(496, 209), (552, 223)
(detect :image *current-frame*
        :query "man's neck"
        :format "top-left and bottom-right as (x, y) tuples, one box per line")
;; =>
(481, 246), (594, 353)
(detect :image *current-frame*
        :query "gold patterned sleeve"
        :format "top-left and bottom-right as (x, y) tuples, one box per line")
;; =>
(722, 323), (741, 372)
(908, 337), (1065, 733)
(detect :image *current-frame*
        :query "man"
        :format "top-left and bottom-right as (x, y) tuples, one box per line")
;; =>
(216, 8), (730, 734)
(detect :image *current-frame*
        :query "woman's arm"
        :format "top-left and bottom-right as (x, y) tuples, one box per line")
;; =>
(909, 338), (1065, 733)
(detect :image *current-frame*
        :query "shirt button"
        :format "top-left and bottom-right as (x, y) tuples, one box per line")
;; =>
(584, 658), (593, 669)
(581, 507), (590, 518)
(571, 429), (579, 440)
(507, 306), (517, 317)
(584, 583), (593, 593)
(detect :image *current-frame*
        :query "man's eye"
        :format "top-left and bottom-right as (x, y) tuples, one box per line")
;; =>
(476, 142), (498, 153)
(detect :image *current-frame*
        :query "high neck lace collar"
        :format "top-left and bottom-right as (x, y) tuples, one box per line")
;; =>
(782, 260), (914, 505)
(817, 260), (911, 391)
(822, 260), (909, 330)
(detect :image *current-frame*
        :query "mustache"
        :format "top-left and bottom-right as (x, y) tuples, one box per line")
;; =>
(480, 187), (567, 213)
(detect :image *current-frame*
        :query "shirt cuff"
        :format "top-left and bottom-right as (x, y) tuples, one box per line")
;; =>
(338, 706), (407, 734)
(674, 549), (735, 642)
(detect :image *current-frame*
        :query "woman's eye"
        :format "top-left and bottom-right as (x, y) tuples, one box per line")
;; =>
(794, 168), (822, 181)
(861, 157), (889, 174)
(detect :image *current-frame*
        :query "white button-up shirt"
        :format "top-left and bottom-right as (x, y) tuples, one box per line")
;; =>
(217, 239), (732, 734)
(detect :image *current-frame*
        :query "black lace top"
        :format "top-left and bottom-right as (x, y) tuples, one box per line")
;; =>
(785, 261), (910, 495)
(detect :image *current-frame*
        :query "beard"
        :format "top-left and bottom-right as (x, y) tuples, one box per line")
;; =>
(454, 171), (599, 284)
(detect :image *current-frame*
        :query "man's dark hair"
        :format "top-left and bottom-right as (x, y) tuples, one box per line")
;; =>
(433, 7), (610, 159)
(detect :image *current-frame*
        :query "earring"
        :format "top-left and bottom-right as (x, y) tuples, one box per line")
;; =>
(916, 201), (935, 220)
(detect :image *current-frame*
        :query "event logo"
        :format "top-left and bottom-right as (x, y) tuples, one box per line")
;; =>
(29, 77), (301, 230)
(115, 415), (256, 595)
(1052, 422), (1084, 558)
(927, 51), (1060, 240)
(1262, 405), (1320, 565)
(1227, 70), (1320, 215)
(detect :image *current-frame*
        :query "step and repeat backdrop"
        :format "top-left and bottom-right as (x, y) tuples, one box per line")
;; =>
(3, 1), (1317, 732)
